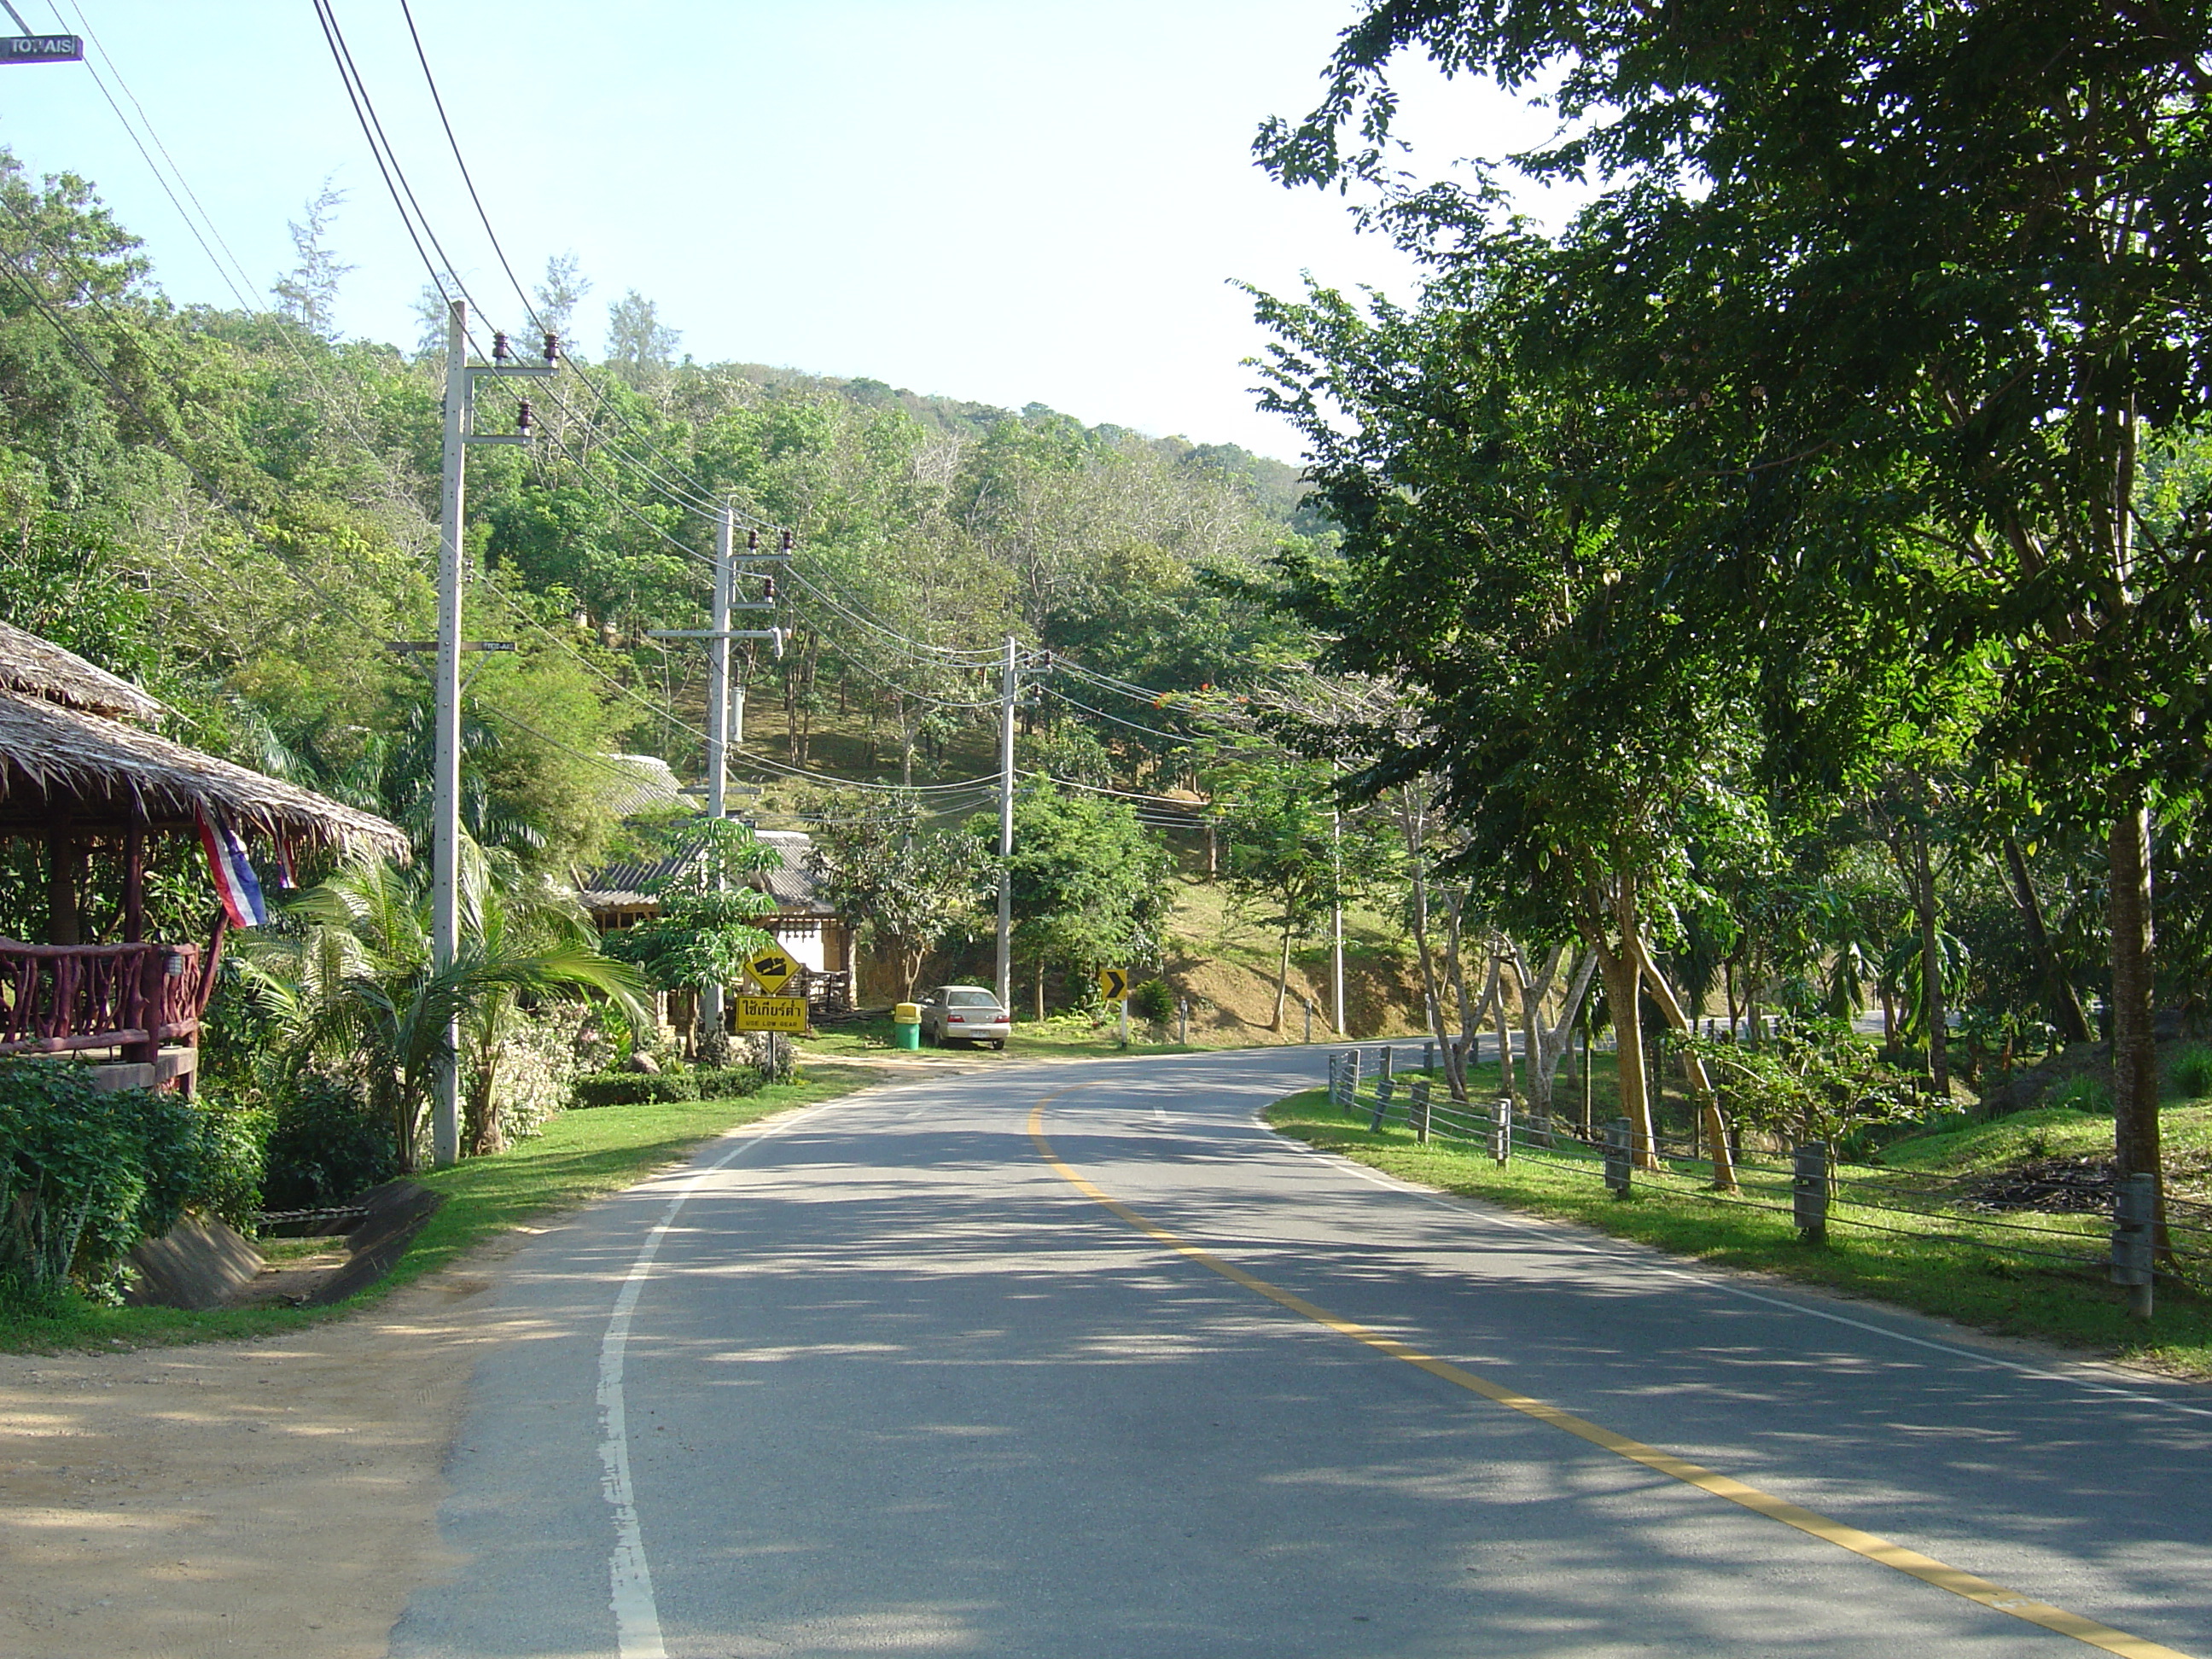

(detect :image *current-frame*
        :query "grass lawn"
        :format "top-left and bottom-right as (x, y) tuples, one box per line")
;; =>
(799, 1010), (1218, 1063)
(0, 1066), (879, 1353)
(1266, 1079), (2212, 1378)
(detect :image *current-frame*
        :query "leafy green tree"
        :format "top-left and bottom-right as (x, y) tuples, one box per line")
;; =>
(270, 178), (351, 341)
(803, 795), (989, 998)
(984, 784), (1172, 1018)
(1212, 756), (1379, 1032)
(603, 288), (678, 375)
(534, 252), (591, 347)
(602, 818), (781, 1062)
(1262, 0), (2212, 1237)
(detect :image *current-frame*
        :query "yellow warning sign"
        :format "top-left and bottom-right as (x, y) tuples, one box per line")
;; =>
(1097, 968), (1129, 1003)
(733, 994), (808, 1033)
(746, 945), (800, 994)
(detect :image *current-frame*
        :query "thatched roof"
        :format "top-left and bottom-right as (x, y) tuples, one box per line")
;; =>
(0, 689), (410, 858)
(0, 620), (166, 723)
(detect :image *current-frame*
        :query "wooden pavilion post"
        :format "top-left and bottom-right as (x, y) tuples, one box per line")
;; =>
(123, 804), (145, 944)
(45, 811), (79, 946)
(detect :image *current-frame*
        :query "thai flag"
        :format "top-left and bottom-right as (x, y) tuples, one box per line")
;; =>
(195, 807), (267, 928)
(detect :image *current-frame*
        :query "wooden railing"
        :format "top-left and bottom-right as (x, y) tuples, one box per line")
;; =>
(0, 941), (205, 1057)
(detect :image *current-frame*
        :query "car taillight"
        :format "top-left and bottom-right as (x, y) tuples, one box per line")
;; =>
(949, 1014), (964, 1022)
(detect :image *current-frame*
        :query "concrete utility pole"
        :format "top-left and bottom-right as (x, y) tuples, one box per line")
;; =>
(647, 515), (785, 1060)
(996, 634), (1017, 1010)
(433, 299), (556, 1167)
(698, 503), (735, 1045)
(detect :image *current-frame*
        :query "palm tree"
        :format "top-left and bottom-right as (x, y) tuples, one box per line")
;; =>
(242, 843), (649, 1170)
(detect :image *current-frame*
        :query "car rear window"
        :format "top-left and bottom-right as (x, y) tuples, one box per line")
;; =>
(947, 990), (999, 1008)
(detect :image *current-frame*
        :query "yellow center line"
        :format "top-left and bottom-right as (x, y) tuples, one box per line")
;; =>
(1027, 1091), (2196, 1659)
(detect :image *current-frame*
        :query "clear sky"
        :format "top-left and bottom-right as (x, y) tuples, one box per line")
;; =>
(0, 2), (1569, 461)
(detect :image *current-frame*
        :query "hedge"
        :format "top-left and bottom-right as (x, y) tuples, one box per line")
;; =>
(572, 1070), (701, 1109)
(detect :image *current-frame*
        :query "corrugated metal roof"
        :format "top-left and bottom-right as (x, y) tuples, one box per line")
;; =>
(577, 827), (833, 917)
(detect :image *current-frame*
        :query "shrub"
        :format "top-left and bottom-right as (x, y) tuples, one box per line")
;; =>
(1131, 978), (1177, 1027)
(572, 1069), (701, 1109)
(693, 1065), (762, 1100)
(0, 1059), (212, 1303)
(192, 1098), (269, 1233)
(2044, 1074), (2113, 1114)
(262, 1074), (401, 1211)
(2169, 1043), (2212, 1100)
(492, 1006), (584, 1141)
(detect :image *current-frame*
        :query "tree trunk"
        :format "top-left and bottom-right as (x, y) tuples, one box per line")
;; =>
(1580, 1016), (1595, 1139)
(1595, 942), (1656, 1169)
(1912, 818), (1949, 1101)
(1582, 868), (1658, 1168)
(1633, 946), (1738, 1192)
(1035, 956), (1045, 1022)
(1493, 959), (1516, 1099)
(2002, 834), (2093, 1045)
(1272, 927), (1292, 1031)
(2110, 803), (2167, 1254)
(1401, 787), (1453, 1090)
(466, 1050), (504, 1157)
(1529, 949), (1598, 1121)
(1439, 889), (1474, 1101)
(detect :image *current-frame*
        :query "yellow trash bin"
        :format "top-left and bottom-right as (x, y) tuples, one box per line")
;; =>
(892, 1001), (922, 1051)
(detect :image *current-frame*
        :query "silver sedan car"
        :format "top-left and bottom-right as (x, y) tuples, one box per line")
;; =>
(917, 985), (1009, 1049)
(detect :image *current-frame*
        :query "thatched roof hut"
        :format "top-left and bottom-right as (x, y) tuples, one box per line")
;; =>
(0, 625), (406, 859)
(0, 691), (409, 857)
(0, 619), (167, 723)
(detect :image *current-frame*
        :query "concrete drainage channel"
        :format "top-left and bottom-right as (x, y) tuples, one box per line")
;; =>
(125, 1179), (446, 1312)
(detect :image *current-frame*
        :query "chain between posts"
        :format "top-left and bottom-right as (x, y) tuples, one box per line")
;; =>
(2112, 1172), (2155, 1319)
(1320, 1053), (2202, 1310)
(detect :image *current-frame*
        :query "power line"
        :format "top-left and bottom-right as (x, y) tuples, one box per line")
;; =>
(309, 0), (463, 324)
(395, 0), (543, 339)
(1033, 771), (1207, 811)
(1044, 683), (1195, 743)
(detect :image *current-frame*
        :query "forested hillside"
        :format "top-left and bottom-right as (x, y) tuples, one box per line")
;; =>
(0, 148), (1319, 930)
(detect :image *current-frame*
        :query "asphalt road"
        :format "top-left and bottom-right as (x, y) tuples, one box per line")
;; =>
(390, 1049), (2212, 1659)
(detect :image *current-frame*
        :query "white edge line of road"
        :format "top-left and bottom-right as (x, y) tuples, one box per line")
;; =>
(594, 1094), (855, 1659)
(1242, 1097), (2212, 1423)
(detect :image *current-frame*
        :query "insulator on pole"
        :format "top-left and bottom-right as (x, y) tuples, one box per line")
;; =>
(747, 528), (759, 552)
(780, 529), (795, 553)
(543, 331), (559, 364)
(762, 578), (776, 601)
(492, 331), (511, 361)
(516, 399), (533, 435)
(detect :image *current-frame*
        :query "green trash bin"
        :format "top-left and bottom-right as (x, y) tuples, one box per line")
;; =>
(892, 1001), (922, 1051)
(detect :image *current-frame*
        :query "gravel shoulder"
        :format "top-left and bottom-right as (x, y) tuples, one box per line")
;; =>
(0, 1233), (541, 1658)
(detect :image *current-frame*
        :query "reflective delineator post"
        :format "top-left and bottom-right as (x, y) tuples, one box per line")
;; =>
(1604, 1117), (1633, 1196)
(1793, 1142), (1830, 1244)
(1493, 1096), (1513, 1165)
(1412, 1078), (1432, 1145)
(2113, 1171), (2156, 1319)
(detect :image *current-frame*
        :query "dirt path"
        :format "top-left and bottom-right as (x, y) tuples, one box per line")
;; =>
(0, 1235), (550, 1659)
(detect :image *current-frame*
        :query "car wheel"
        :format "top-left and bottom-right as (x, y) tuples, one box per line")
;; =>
(990, 1040), (1005, 1051)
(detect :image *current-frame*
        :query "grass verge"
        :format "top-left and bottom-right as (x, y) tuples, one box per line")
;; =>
(0, 1066), (879, 1354)
(800, 1010), (1214, 1062)
(1266, 1085), (2212, 1379)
